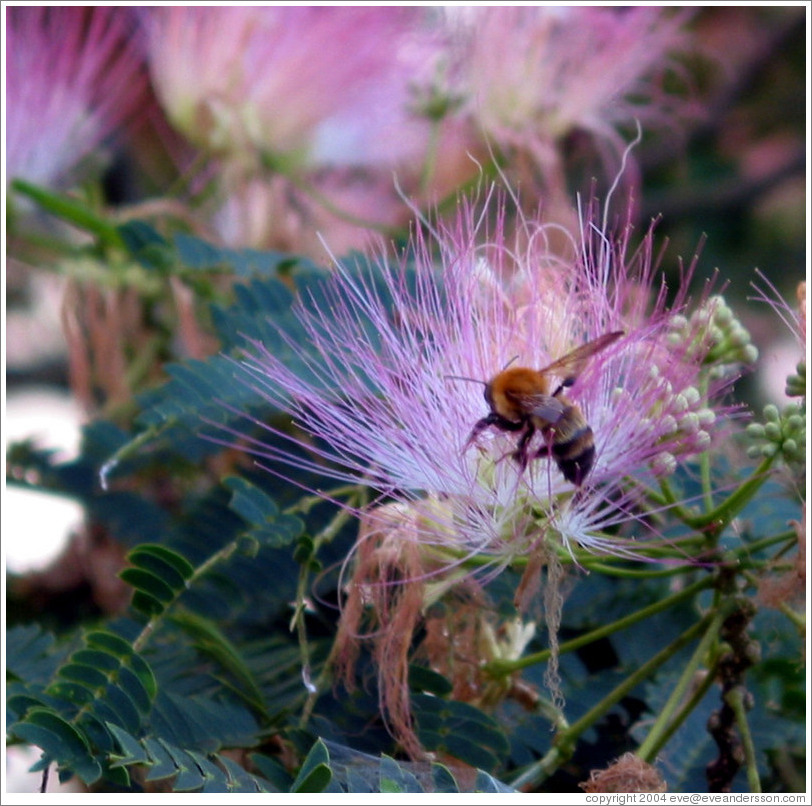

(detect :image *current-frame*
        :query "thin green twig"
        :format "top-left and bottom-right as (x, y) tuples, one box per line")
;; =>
(509, 614), (713, 790)
(297, 504), (358, 728)
(727, 686), (762, 793)
(636, 607), (728, 762)
(487, 575), (714, 676)
(639, 654), (720, 758)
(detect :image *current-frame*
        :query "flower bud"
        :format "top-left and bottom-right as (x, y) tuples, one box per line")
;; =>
(652, 452), (677, 476)
(764, 404), (780, 422)
(764, 422), (781, 441)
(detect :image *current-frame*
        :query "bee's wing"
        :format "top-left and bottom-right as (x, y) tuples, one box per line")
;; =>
(508, 391), (567, 424)
(539, 331), (624, 387)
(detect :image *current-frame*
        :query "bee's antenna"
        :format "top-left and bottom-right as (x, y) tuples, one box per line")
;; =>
(503, 355), (519, 370)
(444, 374), (486, 386)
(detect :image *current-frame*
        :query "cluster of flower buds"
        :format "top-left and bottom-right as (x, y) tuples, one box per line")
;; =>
(746, 402), (806, 467)
(667, 295), (759, 377)
(611, 364), (717, 479)
(785, 359), (806, 399)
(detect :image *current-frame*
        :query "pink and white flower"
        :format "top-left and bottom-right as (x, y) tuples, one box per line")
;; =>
(438, 7), (696, 179)
(6, 6), (147, 189)
(232, 187), (733, 568)
(144, 6), (431, 172)
(224, 185), (745, 755)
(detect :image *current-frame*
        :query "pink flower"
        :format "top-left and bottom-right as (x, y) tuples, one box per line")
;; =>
(439, 7), (695, 177)
(144, 7), (431, 171)
(231, 188), (732, 565)
(210, 171), (410, 258)
(224, 186), (742, 755)
(6, 6), (147, 189)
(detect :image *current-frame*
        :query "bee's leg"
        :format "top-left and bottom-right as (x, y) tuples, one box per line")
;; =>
(511, 423), (535, 469)
(531, 432), (556, 470)
(551, 378), (574, 398)
(464, 414), (522, 451)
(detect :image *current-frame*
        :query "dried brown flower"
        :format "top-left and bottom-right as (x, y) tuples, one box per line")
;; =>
(580, 752), (667, 793)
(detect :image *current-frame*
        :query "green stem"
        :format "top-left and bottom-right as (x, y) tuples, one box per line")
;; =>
(98, 425), (166, 491)
(570, 616), (711, 738)
(636, 607), (728, 762)
(510, 615), (712, 790)
(297, 506), (356, 728)
(693, 454), (777, 534)
(283, 484), (361, 516)
(132, 537), (241, 654)
(11, 179), (125, 248)
(643, 655), (720, 757)
(778, 602), (806, 632)
(419, 118), (441, 197)
(163, 149), (213, 201)
(700, 450), (714, 512)
(558, 536), (710, 564)
(577, 562), (696, 579)
(655, 452), (777, 538)
(487, 575), (713, 676)
(654, 476), (700, 527)
(727, 687), (762, 793)
(698, 375), (715, 512)
(426, 528), (707, 575)
(734, 529), (798, 559)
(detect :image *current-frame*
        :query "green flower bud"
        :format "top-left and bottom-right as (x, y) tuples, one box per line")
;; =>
(763, 404), (780, 422)
(782, 439), (797, 455)
(764, 422), (781, 441)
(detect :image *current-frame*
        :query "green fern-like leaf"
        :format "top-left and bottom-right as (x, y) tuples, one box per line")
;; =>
(413, 694), (510, 773)
(149, 689), (261, 753)
(379, 754), (424, 793)
(173, 232), (320, 279)
(5, 624), (70, 687)
(290, 738), (336, 793)
(224, 476), (304, 548)
(119, 544), (196, 618)
(108, 723), (277, 792)
(315, 738), (516, 793)
(10, 707), (103, 785)
(7, 627), (160, 786)
(107, 258), (407, 472)
(117, 220), (173, 271)
(168, 610), (267, 715)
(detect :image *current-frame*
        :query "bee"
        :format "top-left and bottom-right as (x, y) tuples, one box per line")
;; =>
(462, 331), (624, 485)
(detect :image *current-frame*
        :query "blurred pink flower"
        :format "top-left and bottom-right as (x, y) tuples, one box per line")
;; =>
(144, 6), (432, 171)
(211, 171), (409, 258)
(6, 6), (147, 189)
(441, 7), (695, 177)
